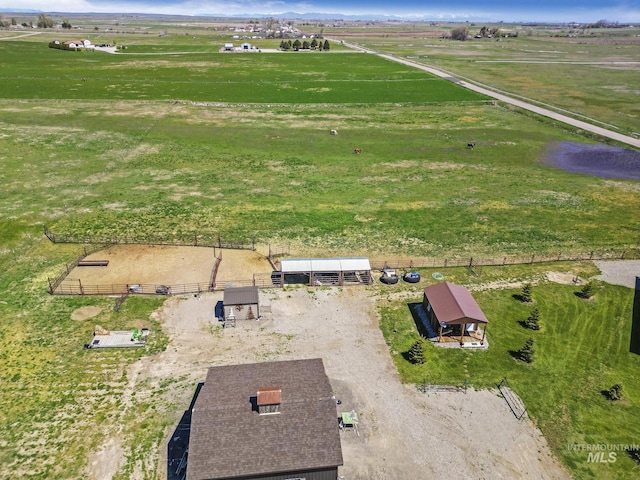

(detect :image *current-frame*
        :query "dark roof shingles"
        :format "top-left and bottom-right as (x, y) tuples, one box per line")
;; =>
(187, 358), (343, 480)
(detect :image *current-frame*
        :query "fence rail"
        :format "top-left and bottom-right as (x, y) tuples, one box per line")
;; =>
(54, 281), (214, 296)
(497, 377), (528, 420)
(370, 249), (639, 271)
(43, 225), (255, 251)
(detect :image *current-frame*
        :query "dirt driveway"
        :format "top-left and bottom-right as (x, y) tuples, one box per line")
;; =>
(88, 286), (569, 480)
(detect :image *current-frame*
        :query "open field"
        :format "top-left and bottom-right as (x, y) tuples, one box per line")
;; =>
(322, 23), (640, 136)
(0, 16), (639, 480)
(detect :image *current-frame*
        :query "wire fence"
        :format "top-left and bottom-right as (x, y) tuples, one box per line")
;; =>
(53, 281), (214, 296)
(43, 225), (255, 251)
(370, 249), (639, 271)
(44, 225), (639, 296)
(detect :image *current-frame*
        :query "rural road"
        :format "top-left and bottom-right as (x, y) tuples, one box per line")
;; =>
(339, 41), (640, 149)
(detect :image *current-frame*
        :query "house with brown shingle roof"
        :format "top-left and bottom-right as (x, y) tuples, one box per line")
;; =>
(423, 282), (488, 347)
(186, 358), (343, 480)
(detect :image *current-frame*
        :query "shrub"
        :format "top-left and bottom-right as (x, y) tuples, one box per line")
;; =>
(605, 383), (623, 401)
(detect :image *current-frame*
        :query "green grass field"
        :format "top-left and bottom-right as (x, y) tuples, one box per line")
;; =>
(324, 23), (640, 135)
(379, 263), (640, 479)
(0, 17), (639, 479)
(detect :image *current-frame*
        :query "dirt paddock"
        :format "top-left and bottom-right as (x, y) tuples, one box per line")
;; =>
(57, 245), (274, 293)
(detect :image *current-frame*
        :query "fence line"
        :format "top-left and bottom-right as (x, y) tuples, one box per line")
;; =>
(497, 377), (528, 420)
(47, 244), (110, 294)
(53, 281), (214, 296)
(43, 225), (255, 251)
(370, 249), (638, 271)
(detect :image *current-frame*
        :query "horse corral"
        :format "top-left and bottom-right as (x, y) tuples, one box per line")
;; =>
(53, 245), (273, 295)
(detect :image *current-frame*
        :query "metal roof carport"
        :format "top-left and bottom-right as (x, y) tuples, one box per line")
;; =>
(279, 258), (372, 286)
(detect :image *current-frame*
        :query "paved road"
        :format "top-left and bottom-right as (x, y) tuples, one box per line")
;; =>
(339, 41), (640, 149)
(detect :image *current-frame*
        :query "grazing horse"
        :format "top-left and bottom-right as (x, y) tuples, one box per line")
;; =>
(330, 129), (338, 135)
(354, 147), (362, 154)
(467, 142), (476, 149)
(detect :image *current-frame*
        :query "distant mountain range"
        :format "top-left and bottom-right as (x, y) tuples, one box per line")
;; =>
(0, 9), (513, 23)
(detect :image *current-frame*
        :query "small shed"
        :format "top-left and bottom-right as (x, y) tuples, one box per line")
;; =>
(277, 257), (372, 286)
(223, 286), (259, 321)
(423, 282), (488, 346)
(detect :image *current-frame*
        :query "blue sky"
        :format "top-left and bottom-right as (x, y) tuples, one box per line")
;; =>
(4, 0), (639, 22)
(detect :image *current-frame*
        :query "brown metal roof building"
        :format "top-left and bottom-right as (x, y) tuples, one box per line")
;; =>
(187, 358), (343, 480)
(423, 282), (488, 346)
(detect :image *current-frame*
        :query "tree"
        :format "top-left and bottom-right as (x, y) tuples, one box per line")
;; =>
(450, 26), (469, 41)
(62, 20), (72, 29)
(322, 39), (330, 51)
(292, 39), (301, 51)
(310, 38), (318, 49)
(520, 283), (532, 303)
(11, 17), (17, 26)
(408, 339), (426, 364)
(37, 13), (54, 29)
(577, 281), (595, 299)
(517, 337), (535, 363)
(523, 308), (540, 330)
(302, 40), (310, 50)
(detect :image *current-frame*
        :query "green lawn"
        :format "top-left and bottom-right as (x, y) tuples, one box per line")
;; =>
(379, 266), (640, 479)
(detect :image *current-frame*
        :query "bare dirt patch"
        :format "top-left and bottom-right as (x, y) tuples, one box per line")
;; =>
(214, 248), (274, 286)
(68, 245), (217, 287)
(88, 283), (570, 479)
(70, 306), (103, 321)
(546, 271), (581, 285)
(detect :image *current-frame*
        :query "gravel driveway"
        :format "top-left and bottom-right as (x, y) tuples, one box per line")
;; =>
(102, 287), (569, 480)
(594, 260), (640, 288)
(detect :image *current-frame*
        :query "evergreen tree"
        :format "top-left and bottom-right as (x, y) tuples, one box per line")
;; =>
(408, 339), (426, 365)
(578, 281), (595, 299)
(517, 337), (535, 363)
(523, 308), (540, 330)
(520, 283), (532, 303)
(322, 39), (330, 50)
